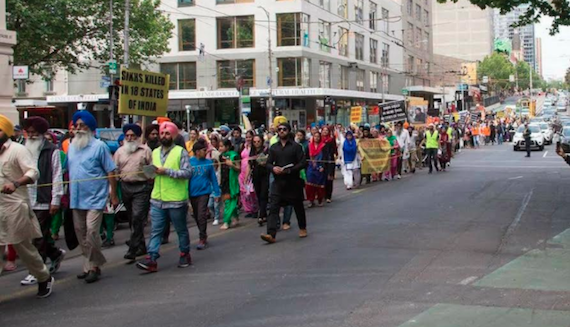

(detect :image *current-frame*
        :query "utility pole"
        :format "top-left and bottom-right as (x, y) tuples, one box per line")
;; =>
(258, 6), (273, 127)
(109, 0), (115, 128)
(124, 0), (130, 68)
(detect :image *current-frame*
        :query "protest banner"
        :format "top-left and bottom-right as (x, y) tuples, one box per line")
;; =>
(380, 100), (407, 123)
(119, 68), (170, 117)
(350, 106), (363, 123)
(359, 138), (392, 174)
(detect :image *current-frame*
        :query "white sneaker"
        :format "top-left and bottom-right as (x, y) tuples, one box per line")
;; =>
(21, 274), (38, 286)
(212, 219), (219, 226)
(396, 175), (402, 180)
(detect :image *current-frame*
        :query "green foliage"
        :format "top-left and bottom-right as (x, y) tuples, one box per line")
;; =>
(437, 0), (570, 34)
(477, 52), (514, 90)
(7, 0), (174, 78)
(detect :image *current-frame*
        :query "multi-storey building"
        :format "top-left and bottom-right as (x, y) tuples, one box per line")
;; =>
(400, 0), (433, 87)
(431, 0), (494, 62)
(535, 37), (543, 78)
(493, 5), (536, 70)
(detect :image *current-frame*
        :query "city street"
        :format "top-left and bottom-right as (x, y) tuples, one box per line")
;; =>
(3, 143), (570, 327)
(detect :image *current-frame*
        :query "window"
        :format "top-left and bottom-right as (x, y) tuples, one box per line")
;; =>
(160, 63), (197, 90)
(416, 27), (421, 48)
(339, 65), (349, 90)
(381, 43), (389, 66)
(355, 33), (364, 61)
(356, 69), (365, 91)
(217, 16), (254, 49)
(217, 60), (255, 88)
(370, 71), (378, 92)
(407, 0), (413, 15)
(16, 80), (26, 94)
(407, 22), (414, 46)
(381, 8), (389, 33)
(424, 31), (429, 50)
(216, 0), (253, 3)
(424, 10), (429, 24)
(178, 0), (194, 6)
(277, 58), (310, 87)
(277, 13), (309, 47)
(407, 55), (415, 73)
(318, 20), (331, 52)
(381, 73), (389, 92)
(338, 0), (348, 18)
(319, 0), (330, 11)
(370, 39), (378, 64)
(416, 58), (423, 74)
(45, 79), (54, 93)
(319, 61), (331, 88)
(338, 27), (349, 57)
(416, 4), (422, 21)
(369, 2), (377, 30)
(178, 19), (196, 51)
(355, 0), (364, 25)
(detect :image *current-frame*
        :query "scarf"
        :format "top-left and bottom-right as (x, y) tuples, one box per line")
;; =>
(309, 138), (325, 157)
(343, 132), (357, 163)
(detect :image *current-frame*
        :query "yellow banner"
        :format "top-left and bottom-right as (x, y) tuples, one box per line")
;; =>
(118, 68), (170, 117)
(350, 106), (362, 123)
(359, 138), (392, 174)
(497, 111), (505, 118)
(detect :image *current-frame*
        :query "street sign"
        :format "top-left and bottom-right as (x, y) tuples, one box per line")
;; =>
(509, 74), (515, 82)
(108, 61), (118, 74)
(12, 66), (29, 80)
(100, 76), (111, 88)
(482, 76), (489, 83)
(402, 88), (409, 96)
(457, 84), (469, 91)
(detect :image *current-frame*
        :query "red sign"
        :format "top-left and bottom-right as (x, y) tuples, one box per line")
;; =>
(369, 106), (379, 115)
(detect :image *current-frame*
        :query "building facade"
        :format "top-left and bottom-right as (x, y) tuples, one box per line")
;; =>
(493, 5), (536, 71)
(400, 0), (433, 87)
(431, 0), (494, 62)
(535, 37), (543, 78)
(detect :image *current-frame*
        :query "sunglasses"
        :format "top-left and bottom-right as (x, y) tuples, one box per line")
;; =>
(278, 127), (289, 132)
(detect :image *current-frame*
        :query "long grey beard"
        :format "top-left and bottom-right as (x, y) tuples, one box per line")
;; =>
(25, 137), (43, 161)
(73, 131), (92, 150)
(124, 140), (139, 153)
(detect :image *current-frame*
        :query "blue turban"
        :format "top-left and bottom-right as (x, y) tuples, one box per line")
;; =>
(72, 110), (97, 131)
(122, 123), (142, 137)
(118, 134), (125, 144)
(219, 125), (231, 133)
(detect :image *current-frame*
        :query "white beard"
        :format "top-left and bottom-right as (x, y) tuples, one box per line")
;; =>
(124, 140), (139, 153)
(25, 137), (43, 161)
(73, 131), (93, 150)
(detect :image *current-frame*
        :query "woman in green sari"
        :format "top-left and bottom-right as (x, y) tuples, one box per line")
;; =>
(219, 139), (241, 230)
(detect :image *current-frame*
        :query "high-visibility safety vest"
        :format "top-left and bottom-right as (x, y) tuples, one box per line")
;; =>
(151, 146), (189, 202)
(472, 127), (480, 135)
(426, 130), (439, 149)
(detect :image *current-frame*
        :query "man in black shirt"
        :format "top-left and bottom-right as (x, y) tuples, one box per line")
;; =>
(261, 123), (307, 243)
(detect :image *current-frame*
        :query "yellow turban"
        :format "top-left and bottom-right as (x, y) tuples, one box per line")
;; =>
(0, 114), (14, 138)
(273, 116), (288, 128)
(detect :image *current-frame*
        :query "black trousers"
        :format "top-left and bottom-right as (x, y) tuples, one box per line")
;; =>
(190, 195), (210, 241)
(33, 210), (61, 263)
(426, 148), (439, 172)
(253, 174), (269, 218)
(525, 139), (531, 156)
(267, 194), (306, 237)
(397, 157), (403, 175)
(122, 182), (152, 252)
(325, 178), (334, 200)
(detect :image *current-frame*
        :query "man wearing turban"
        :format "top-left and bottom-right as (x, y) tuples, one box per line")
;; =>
(18, 117), (66, 286)
(0, 114), (54, 298)
(136, 121), (192, 272)
(67, 110), (118, 284)
(113, 124), (152, 261)
(145, 124), (160, 150)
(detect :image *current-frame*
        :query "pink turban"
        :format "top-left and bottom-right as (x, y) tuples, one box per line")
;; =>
(159, 122), (178, 137)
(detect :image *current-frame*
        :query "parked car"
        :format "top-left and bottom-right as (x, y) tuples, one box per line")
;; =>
(539, 122), (554, 144)
(95, 128), (123, 154)
(513, 124), (544, 151)
(560, 127), (570, 153)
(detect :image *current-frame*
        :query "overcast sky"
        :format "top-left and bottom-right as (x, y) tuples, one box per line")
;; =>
(536, 17), (570, 80)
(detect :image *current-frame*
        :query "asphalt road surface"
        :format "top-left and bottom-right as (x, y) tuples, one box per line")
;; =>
(4, 142), (570, 327)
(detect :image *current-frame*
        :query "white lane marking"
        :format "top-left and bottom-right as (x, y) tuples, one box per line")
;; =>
(459, 276), (479, 285)
(497, 189), (533, 253)
(543, 151), (548, 158)
(508, 176), (523, 180)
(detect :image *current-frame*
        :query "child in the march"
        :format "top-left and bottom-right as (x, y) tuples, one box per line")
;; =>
(219, 139), (240, 230)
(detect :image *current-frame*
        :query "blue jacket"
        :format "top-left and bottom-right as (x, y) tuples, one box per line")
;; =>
(189, 157), (221, 198)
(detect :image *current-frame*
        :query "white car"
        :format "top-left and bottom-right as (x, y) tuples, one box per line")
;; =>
(513, 124), (544, 151)
(557, 104), (567, 113)
(538, 122), (553, 144)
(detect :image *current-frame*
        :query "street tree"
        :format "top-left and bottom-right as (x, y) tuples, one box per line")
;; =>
(477, 53), (514, 91)
(7, 0), (174, 79)
(565, 68), (570, 86)
(437, 0), (570, 34)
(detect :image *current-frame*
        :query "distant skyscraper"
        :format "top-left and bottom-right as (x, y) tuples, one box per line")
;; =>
(431, 0), (494, 62)
(493, 5), (536, 70)
(535, 37), (543, 77)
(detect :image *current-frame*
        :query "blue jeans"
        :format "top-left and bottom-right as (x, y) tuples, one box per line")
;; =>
(147, 204), (190, 260)
(208, 194), (220, 220)
(282, 206), (293, 226)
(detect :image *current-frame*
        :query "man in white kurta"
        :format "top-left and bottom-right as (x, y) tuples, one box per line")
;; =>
(0, 114), (53, 298)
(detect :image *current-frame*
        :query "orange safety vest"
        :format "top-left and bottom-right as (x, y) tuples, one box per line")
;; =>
(472, 127), (480, 136)
(482, 126), (491, 136)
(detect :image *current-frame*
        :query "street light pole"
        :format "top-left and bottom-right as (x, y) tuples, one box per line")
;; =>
(258, 6), (273, 127)
(109, 0), (115, 128)
(185, 105), (191, 131)
(124, 0), (130, 68)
